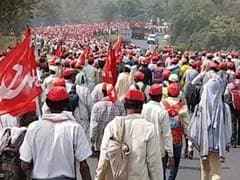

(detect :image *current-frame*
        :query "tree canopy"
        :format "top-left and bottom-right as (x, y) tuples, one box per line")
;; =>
(1, 0), (240, 50)
(169, 0), (240, 51)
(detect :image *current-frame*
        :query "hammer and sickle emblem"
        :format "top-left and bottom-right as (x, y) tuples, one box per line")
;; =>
(0, 64), (36, 99)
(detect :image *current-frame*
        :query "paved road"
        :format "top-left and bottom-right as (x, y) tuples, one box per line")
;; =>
(78, 147), (240, 180)
(131, 39), (149, 50)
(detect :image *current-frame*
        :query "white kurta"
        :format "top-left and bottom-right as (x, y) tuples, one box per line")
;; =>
(96, 114), (163, 180)
(74, 85), (93, 139)
(20, 111), (92, 179)
(142, 101), (173, 158)
(83, 64), (98, 92)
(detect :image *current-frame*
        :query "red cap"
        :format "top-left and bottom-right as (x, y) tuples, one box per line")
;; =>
(220, 53), (226, 58)
(231, 52), (239, 58)
(202, 51), (207, 56)
(88, 57), (94, 63)
(219, 62), (227, 70)
(149, 84), (162, 95)
(141, 58), (148, 64)
(152, 56), (159, 62)
(227, 62), (235, 70)
(210, 62), (219, 70)
(125, 89), (145, 102)
(53, 78), (65, 87)
(195, 60), (202, 68)
(47, 87), (69, 101)
(171, 57), (179, 65)
(207, 53), (214, 59)
(163, 69), (172, 80)
(235, 70), (240, 79)
(63, 68), (74, 77)
(168, 83), (180, 97)
(134, 71), (145, 81)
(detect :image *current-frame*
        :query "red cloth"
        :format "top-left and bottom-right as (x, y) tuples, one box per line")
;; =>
(227, 62), (235, 70)
(113, 36), (123, 55)
(163, 69), (172, 80)
(162, 101), (185, 145)
(102, 82), (118, 103)
(47, 87), (69, 101)
(75, 61), (83, 68)
(63, 68), (74, 77)
(125, 89), (145, 102)
(236, 70), (240, 79)
(102, 47), (117, 85)
(55, 47), (63, 57)
(0, 28), (42, 116)
(53, 78), (65, 87)
(168, 83), (180, 97)
(219, 62), (227, 70)
(149, 84), (162, 95)
(134, 71), (145, 81)
(210, 62), (219, 70)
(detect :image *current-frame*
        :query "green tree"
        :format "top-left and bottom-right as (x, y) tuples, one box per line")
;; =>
(145, 1), (165, 20)
(0, 0), (41, 36)
(116, 0), (145, 21)
(101, 1), (119, 22)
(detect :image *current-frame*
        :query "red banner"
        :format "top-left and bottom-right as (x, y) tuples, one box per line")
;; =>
(0, 28), (42, 116)
(102, 46), (117, 85)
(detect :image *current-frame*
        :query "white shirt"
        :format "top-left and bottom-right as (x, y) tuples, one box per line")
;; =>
(83, 64), (98, 91)
(0, 114), (18, 131)
(96, 114), (162, 180)
(20, 111), (91, 179)
(142, 101), (173, 157)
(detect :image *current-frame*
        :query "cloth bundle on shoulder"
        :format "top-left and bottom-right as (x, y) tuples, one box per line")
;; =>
(97, 118), (130, 180)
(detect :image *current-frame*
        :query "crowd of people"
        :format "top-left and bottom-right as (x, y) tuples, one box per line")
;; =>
(0, 22), (239, 180)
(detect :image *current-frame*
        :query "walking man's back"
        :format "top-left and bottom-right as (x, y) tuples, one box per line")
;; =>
(20, 87), (92, 180)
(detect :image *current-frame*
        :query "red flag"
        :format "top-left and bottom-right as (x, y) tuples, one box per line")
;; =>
(102, 46), (117, 85)
(0, 28), (42, 116)
(55, 46), (63, 57)
(113, 36), (123, 55)
(113, 37), (123, 63)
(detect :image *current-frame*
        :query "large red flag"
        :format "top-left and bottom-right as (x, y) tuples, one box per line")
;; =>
(113, 36), (123, 55)
(113, 36), (123, 63)
(0, 28), (42, 116)
(102, 46), (117, 85)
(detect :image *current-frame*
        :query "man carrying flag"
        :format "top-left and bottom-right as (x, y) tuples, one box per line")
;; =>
(102, 45), (117, 86)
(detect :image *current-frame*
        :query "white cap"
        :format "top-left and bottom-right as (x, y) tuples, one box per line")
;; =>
(168, 74), (179, 82)
(49, 65), (58, 72)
